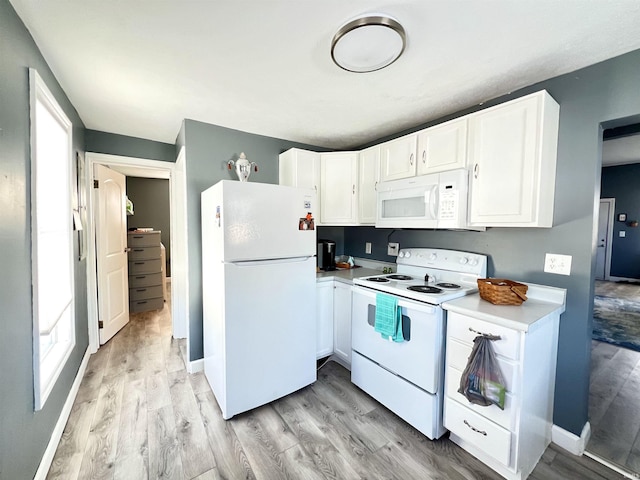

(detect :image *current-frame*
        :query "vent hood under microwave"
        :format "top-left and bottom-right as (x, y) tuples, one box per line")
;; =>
(376, 169), (469, 229)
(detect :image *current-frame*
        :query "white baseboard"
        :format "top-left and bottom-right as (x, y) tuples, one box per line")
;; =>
(551, 421), (591, 455)
(34, 347), (91, 480)
(188, 358), (204, 374)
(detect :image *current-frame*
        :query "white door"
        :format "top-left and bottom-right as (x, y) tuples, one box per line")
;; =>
(95, 164), (129, 344)
(596, 198), (614, 280)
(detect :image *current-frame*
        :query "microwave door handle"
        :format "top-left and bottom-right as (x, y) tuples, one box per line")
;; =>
(429, 186), (438, 219)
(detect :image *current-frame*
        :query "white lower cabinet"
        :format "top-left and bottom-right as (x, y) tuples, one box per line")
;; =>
(443, 306), (561, 480)
(316, 280), (352, 367)
(316, 281), (334, 359)
(332, 281), (352, 366)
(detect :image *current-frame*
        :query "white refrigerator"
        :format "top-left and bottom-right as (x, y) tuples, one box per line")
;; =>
(201, 180), (317, 419)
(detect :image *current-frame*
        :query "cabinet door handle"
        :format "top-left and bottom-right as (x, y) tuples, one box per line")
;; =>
(374, 181), (378, 192)
(464, 420), (487, 436)
(409, 153), (414, 166)
(474, 163), (479, 179)
(352, 185), (355, 194)
(422, 150), (426, 164)
(468, 327), (501, 340)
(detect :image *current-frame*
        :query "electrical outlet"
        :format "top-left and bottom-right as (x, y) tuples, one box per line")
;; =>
(544, 253), (572, 276)
(387, 242), (399, 256)
(365, 242), (372, 254)
(620, 231), (626, 238)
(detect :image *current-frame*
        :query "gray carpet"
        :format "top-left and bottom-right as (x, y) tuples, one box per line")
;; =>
(593, 295), (640, 352)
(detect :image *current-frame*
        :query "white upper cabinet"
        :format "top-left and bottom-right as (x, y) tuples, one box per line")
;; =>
(320, 152), (358, 225)
(467, 90), (559, 227)
(358, 146), (380, 225)
(416, 118), (468, 175)
(279, 148), (320, 192)
(379, 133), (418, 182)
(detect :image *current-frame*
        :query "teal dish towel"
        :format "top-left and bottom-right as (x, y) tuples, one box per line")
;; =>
(374, 293), (404, 342)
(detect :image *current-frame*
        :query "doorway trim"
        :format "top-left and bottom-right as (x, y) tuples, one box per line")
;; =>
(85, 152), (188, 355)
(597, 198), (615, 281)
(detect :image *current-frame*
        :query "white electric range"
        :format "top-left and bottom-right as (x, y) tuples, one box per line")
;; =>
(351, 248), (487, 439)
(353, 248), (487, 304)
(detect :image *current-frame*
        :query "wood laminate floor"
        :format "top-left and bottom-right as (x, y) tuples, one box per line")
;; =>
(588, 340), (640, 475)
(47, 299), (625, 479)
(588, 281), (640, 476)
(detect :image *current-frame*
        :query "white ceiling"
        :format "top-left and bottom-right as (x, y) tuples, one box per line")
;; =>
(603, 134), (640, 167)
(10, 0), (640, 150)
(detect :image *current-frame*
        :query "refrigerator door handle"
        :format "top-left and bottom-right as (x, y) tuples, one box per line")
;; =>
(229, 256), (314, 267)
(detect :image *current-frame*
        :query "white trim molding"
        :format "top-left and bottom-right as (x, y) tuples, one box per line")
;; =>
(34, 347), (91, 480)
(551, 421), (591, 456)
(84, 152), (188, 356)
(188, 358), (204, 374)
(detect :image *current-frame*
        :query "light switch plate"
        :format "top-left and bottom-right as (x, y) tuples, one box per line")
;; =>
(388, 242), (399, 256)
(365, 242), (372, 254)
(544, 253), (572, 275)
(620, 231), (626, 238)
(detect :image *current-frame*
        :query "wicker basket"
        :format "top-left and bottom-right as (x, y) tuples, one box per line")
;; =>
(477, 278), (528, 305)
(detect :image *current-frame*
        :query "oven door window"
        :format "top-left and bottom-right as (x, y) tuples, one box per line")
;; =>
(367, 304), (411, 341)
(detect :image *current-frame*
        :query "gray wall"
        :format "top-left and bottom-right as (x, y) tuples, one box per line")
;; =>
(181, 119), (322, 360)
(126, 177), (172, 276)
(0, 1), (88, 478)
(86, 129), (176, 162)
(601, 163), (640, 279)
(343, 49), (640, 436)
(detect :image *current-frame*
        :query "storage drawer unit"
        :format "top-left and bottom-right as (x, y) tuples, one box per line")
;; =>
(128, 231), (161, 247)
(128, 258), (163, 275)
(128, 245), (162, 261)
(127, 231), (164, 313)
(443, 293), (564, 480)
(130, 297), (164, 313)
(129, 272), (162, 288)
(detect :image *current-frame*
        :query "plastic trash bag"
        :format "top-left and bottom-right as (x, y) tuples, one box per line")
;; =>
(458, 334), (507, 410)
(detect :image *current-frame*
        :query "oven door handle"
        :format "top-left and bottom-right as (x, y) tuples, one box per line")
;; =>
(352, 285), (437, 314)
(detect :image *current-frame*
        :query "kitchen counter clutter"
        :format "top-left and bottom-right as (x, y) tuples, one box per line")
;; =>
(442, 282), (566, 480)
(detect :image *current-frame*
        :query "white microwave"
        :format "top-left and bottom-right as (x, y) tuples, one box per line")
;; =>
(376, 169), (469, 229)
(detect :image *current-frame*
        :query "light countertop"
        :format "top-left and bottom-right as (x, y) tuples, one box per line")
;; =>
(316, 267), (381, 285)
(443, 283), (566, 332)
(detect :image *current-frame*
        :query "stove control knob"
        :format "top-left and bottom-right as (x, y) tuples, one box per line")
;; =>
(398, 251), (405, 258)
(468, 257), (478, 266)
(404, 251), (411, 258)
(459, 256), (468, 265)
(429, 253), (437, 261)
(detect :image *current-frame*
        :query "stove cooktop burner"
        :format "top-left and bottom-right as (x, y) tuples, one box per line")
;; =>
(407, 285), (443, 294)
(387, 275), (413, 281)
(366, 277), (390, 283)
(436, 282), (461, 289)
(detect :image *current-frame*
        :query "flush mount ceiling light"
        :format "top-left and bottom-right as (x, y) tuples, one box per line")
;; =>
(331, 14), (406, 73)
